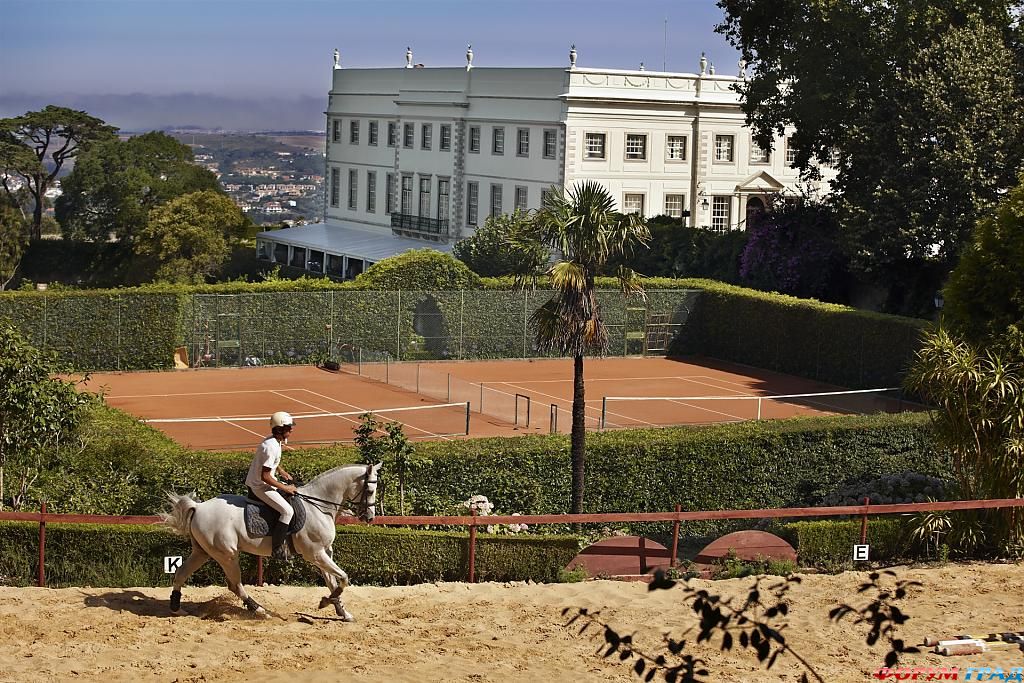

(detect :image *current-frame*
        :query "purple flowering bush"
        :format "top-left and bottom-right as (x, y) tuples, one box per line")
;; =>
(739, 202), (848, 301)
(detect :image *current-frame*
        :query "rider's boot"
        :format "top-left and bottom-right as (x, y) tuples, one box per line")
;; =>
(271, 521), (292, 561)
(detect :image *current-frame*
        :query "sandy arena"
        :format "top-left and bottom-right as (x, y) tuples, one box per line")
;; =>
(1, 563), (1022, 682)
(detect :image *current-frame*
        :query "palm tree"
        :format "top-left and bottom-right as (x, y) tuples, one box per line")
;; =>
(524, 181), (650, 514)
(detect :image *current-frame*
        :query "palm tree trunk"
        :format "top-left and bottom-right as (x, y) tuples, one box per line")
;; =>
(570, 353), (586, 515)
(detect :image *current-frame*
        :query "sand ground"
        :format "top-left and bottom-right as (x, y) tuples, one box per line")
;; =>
(1, 563), (1022, 682)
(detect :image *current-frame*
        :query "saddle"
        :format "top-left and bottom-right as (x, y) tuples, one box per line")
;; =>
(244, 490), (307, 538)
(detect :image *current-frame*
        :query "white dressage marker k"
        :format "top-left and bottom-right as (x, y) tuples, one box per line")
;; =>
(164, 556), (183, 574)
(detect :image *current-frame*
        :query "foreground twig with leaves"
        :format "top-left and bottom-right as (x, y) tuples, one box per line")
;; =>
(563, 570), (921, 682)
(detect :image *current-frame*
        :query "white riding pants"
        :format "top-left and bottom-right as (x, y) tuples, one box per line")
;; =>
(254, 487), (294, 524)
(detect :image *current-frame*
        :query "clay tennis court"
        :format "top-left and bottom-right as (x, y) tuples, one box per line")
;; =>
(82, 356), (908, 451)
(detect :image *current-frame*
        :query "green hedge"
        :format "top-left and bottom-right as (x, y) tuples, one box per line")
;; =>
(0, 522), (579, 588)
(783, 518), (918, 569)
(670, 279), (927, 388)
(0, 276), (922, 389)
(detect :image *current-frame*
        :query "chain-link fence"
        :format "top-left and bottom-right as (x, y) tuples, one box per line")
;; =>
(185, 289), (700, 369)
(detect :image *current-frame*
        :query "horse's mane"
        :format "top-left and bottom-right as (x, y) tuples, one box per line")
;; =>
(305, 462), (366, 486)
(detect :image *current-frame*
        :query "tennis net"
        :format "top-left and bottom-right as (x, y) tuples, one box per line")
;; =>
(145, 402), (471, 449)
(337, 347), (532, 428)
(599, 388), (912, 429)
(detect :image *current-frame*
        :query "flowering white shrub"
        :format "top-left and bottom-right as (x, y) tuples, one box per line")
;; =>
(460, 495), (528, 534)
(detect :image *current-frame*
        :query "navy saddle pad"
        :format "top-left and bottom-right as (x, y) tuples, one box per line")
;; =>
(244, 493), (306, 538)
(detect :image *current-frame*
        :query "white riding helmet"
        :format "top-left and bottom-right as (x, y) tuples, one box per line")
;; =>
(270, 411), (294, 429)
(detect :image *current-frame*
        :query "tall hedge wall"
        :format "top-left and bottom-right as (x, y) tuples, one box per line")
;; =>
(669, 279), (927, 388)
(0, 276), (925, 387)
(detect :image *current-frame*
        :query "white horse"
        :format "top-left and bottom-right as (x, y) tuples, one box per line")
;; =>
(161, 462), (381, 621)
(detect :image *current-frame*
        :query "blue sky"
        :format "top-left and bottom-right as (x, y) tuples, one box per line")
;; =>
(1, 0), (740, 97)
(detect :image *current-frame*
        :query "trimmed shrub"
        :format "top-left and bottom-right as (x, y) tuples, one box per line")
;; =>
(0, 521), (578, 588)
(783, 517), (917, 569)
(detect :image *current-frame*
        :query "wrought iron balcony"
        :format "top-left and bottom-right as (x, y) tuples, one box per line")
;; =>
(390, 213), (449, 240)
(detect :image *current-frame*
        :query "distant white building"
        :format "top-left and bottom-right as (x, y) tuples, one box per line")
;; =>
(257, 46), (835, 279)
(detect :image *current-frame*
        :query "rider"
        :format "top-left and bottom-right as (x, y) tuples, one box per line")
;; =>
(245, 411), (298, 560)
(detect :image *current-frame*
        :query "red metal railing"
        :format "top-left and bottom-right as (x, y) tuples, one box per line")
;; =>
(3, 497), (1024, 587)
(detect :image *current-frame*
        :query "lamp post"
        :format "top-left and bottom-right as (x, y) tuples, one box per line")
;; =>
(934, 290), (944, 322)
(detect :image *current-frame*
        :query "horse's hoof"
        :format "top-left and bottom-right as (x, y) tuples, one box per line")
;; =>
(170, 590), (181, 612)
(170, 609), (185, 617)
(342, 613), (356, 623)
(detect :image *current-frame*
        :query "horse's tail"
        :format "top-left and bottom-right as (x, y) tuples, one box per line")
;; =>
(159, 491), (199, 537)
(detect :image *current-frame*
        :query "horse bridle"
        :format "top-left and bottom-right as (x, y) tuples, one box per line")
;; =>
(295, 464), (377, 521)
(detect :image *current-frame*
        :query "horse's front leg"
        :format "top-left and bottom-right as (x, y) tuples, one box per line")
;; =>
(170, 543), (210, 615)
(307, 548), (353, 621)
(217, 552), (266, 616)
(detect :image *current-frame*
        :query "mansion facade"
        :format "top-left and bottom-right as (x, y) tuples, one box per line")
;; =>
(257, 47), (834, 279)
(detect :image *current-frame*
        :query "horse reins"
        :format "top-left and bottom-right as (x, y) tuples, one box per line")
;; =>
(294, 464), (377, 520)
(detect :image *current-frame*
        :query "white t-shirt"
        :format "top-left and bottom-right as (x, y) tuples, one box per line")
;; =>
(246, 436), (282, 492)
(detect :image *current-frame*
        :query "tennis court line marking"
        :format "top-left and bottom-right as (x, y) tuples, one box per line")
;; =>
(105, 388), (322, 399)
(278, 388), (457, 441)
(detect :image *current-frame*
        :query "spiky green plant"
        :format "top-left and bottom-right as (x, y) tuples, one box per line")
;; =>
(905, 327), (1024, 554)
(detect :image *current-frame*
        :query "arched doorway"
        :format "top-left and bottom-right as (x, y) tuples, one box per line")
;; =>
(745, 196), (766, 229)
(412, 296), (446, 358)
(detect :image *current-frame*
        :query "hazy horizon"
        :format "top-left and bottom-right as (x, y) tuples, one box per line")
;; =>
(1, 0), (739, 130)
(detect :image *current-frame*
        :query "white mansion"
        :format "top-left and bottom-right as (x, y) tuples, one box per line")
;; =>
(256, 47), (834, 279)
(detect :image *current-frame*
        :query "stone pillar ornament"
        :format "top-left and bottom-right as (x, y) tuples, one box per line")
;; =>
(699, 52), (707, 75)
(569, 44), (577, 69)
(333, 48), (341, 69)
(709, 62), (716, 76)
(639, 62), (645, 71)
(738, 58), (748, 78)
(405, 47), (413, 68)
(466, 44), (473, 70)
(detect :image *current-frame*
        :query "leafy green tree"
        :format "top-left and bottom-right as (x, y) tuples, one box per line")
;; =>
(905, 327), (1024, 554)
(526, 181), (650, 514)
(134, 190), (252, 284)
(0, 106), (117, 240)
(56, 131), (221, 243)
(453, 210), (550, 278)
(356, 249), (482, 290)
(609, 214), (747, 282)
(717, 2), (1024, 312)
(0, 324), (94, 510)
(354, 413), (413, 515)
(944, 174), (1024, 342)
(0, 201), (27, 290)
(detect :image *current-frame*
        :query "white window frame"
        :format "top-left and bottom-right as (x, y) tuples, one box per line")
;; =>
(715, 135), (735, 163)
(385, 172), (395, 214)
(387, 122), (397, 147)
(664, 194), (685, 218)
(750, 141), (770, 164)
(516, 128), (529, 157)
(584, 132), (606, 160)
(490, 183), (503, 217)
(711, 196), (731, 233)
(469, 126), (480, 153)
(622, 193), (644, 215)
(437, 178), (450, 222)
(514, 185), (528, 212)
(418, 176), (431, 217)
(368, 121), (378, 146)
(403, 123), (414, 149)
(332, 120), (340, 143)
(366, 171), (376, 213)
(666, 135), (687, 162)
(421, 123), (432, 151)
(543, 129), (557, 159)
(347, 169), (358, 210)
(624, 133), (647, 161)
(492, 127), (505, 155)
(329, 167), (339, 207)
(400, 174), (413, 214)
(349, 120), (359, 145)
(467, 181), (479, 225)
(440, 124), (451, 151)
(786, 136), (798, 165)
